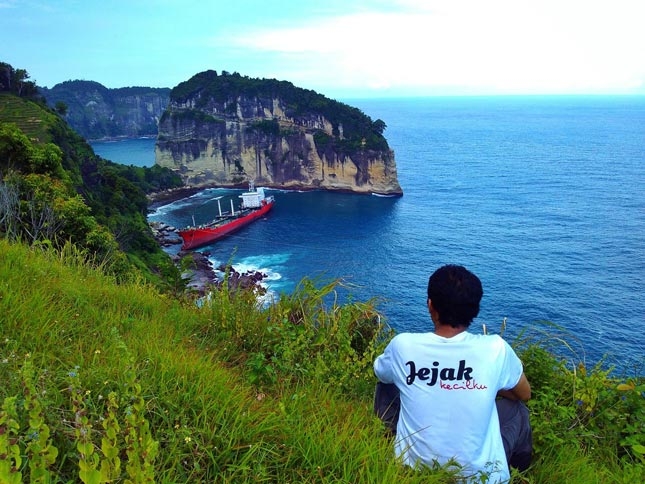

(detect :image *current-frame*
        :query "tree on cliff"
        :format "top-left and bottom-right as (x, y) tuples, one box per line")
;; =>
(373, 119), (387, 136)
(55, 101), (68, 116)
(0, 61), (40, 99)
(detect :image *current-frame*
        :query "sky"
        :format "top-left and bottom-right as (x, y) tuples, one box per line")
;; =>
(1, 0), (645, 99)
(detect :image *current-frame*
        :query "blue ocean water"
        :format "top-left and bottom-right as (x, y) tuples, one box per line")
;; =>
(99, 96), (645, 373)
(90, 137), (157, 167)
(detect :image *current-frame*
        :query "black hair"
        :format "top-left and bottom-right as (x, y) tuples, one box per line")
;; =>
(427, 264), (483, 328)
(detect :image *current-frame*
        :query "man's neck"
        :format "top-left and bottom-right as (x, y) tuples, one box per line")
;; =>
(434, 323), (468, 338)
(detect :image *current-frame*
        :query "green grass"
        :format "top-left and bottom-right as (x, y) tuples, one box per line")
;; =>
(0, 93), (57, 143)
(0, 238), (643, 483)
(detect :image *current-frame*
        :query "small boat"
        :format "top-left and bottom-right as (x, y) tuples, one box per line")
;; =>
(178, 182), (275, 250)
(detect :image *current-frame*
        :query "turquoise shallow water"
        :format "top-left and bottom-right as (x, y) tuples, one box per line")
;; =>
(95, 96), (645, 372)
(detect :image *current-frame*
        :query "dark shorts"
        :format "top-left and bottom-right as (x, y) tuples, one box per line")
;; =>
(373, 382), (533, 471)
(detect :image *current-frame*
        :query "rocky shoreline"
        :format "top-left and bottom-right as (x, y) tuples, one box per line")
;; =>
(149, 217), (268, 296)
(181, 251), (268, 296)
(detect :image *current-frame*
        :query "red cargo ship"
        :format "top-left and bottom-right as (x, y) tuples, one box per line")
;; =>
(178, 182), (275, 250)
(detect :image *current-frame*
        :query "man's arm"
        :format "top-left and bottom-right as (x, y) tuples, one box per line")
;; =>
(497, 372), (531, 401)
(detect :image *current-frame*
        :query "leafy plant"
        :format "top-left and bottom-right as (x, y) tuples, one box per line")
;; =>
(0, 397), (23, 483)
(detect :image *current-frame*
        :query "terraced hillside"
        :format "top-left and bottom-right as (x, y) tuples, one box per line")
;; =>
(0, 92), (58, 143)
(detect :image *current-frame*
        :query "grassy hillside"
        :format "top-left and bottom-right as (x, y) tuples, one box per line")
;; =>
(0, 92), (58, 143)
(1, 239), (643, 483)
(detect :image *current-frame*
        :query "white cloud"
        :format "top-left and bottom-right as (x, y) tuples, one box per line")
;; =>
(221, 0), (645, 94)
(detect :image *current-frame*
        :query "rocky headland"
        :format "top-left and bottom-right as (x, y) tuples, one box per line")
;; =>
(155, 70), (403, 196)
(41, 81), (170, 140)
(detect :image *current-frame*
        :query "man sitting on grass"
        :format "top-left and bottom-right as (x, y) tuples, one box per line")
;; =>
(374, 264), (532, 483)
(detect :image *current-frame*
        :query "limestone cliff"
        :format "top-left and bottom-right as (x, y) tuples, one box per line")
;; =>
(41, 81), (170, 140)
(155, 71), (402, 195)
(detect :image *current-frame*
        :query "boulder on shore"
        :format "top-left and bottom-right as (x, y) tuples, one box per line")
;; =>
(149, 221), (182, 247)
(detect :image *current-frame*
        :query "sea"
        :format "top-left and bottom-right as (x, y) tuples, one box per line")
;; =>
(91, 96), (645, 374)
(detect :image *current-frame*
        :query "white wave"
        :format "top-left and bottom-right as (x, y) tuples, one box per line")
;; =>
(206, 252), (290, 307)
(262, 272), (282, 282)
(148, 188), (235, 217)
(239, 253), (291, 267)
(207, 252), (290, 287)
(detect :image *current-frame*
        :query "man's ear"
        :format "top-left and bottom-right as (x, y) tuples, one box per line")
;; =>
(428, 299), (440, 324)
(428, 298), (437, 318)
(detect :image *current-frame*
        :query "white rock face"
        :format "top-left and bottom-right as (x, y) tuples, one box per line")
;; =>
(155, 95), (402, 196)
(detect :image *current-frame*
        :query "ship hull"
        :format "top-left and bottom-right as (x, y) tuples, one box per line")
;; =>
(178, 199), (274, 250)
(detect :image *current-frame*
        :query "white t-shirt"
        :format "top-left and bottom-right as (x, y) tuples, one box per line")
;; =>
(373, 331), (524, 483)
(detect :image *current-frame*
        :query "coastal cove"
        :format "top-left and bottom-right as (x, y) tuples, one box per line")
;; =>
(93, 95), (645, 373)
